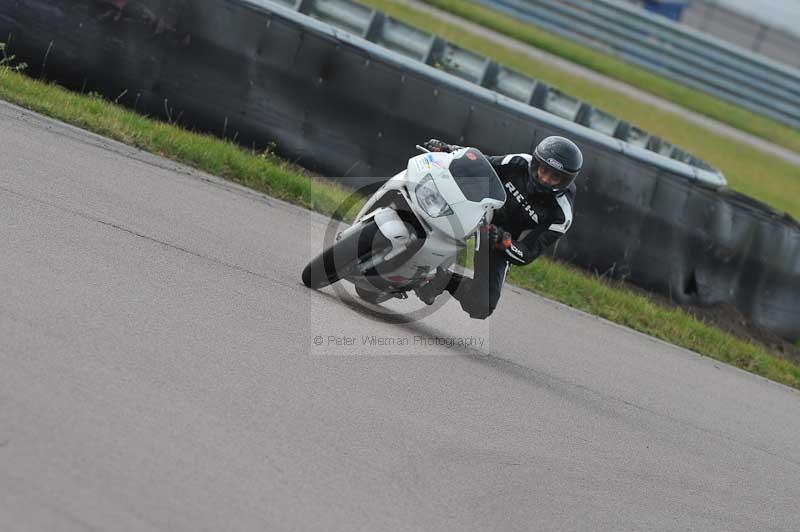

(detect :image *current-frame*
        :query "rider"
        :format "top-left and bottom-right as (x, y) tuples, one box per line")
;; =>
(416, 136), (583, 319)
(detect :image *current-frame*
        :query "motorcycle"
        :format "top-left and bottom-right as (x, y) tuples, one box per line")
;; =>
(301, 146), (507, 305)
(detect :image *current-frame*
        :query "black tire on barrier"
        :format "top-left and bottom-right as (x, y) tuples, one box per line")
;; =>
(301, 220), (390, 290)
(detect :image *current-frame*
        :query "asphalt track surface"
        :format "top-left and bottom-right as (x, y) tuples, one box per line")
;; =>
(2, 100), (800, 531)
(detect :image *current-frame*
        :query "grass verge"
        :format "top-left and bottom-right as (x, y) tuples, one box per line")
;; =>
(1, 68), (798, 390)
(359, 0), (800, 220)
(414, 0), (800, 153)
(507, 261), (800, 390)
(0, 70), (354, 220)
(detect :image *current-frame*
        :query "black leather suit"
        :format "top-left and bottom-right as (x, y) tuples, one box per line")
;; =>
(446, 153), (576, 319)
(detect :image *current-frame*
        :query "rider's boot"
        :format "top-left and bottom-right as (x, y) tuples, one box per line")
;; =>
(416, 267), (452, 305)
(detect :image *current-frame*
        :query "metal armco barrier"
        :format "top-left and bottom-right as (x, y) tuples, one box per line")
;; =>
(1, 0), (798, 340)
(285, 0), (727, 186)
(676, 0), (800, 70)
(476, 0), (800, 130)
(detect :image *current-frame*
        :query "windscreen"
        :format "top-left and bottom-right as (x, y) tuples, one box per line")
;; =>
(448, 149), (506, 203)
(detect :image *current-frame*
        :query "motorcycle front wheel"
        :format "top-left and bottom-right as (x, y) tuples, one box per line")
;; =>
(302, 220), (391, 289)
(354, 285), (394, 305)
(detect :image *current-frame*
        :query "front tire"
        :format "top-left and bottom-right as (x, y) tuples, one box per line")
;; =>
(355, 285), (393, 305)
(302, 220), (390, 289)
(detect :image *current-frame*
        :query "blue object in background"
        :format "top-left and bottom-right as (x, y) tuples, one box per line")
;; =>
(643, 0), (691, 21)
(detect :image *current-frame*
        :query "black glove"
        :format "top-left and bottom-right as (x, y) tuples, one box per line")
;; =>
(480, 224), (512, 251)
(423, 139), (453, 153)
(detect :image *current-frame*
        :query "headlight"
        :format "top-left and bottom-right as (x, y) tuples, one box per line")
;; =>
(415, 174), (453, 218)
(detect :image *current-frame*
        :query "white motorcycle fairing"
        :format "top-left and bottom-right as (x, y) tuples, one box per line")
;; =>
(302, 147), (506, 298)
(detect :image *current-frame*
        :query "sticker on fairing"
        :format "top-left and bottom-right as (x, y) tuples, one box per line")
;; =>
(426, 153), (443, 169)
(416, 157), (431, 172)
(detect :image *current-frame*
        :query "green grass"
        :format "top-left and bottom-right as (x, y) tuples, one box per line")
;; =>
(463, 249), (800, 390)
(359, 0), (800, 220)
(508, 260), (800, 389)
(0, 69), (355, 220)
(1, 66), (798, 390)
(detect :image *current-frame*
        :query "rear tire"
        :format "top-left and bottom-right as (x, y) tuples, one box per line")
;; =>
(302, 220), (390, 289)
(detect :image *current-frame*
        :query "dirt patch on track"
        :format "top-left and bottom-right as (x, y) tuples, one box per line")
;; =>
(686, 304), (800, 365)
(625, 284), (800, 366)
